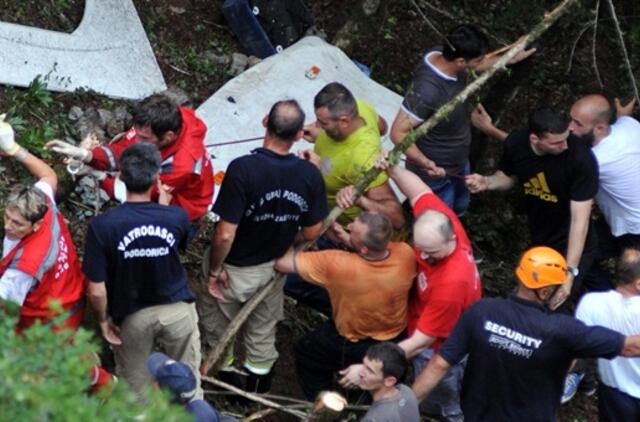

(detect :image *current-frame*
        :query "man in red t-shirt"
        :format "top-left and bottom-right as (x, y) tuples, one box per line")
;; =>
(341, 159), (481, 421)
(46, 95), (214, 224)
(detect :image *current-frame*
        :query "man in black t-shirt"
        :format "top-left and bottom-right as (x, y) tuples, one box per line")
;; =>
(204, 99), (328, 393)
(390, 24), (535, 215)
(84, 142), (201, 401)
(412, 246), (640, 422)
(465, 108), (601, 310)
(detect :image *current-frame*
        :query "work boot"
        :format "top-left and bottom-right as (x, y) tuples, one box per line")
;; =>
(245, 371), (273, 394)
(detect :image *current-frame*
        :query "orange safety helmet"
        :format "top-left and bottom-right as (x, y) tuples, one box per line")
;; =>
(515, 246), (568, 289)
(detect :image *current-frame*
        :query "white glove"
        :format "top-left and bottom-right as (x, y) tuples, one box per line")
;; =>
(66, 160), (106, 181)
(45, 139), (92, 162)
(0, 114), (20, 156)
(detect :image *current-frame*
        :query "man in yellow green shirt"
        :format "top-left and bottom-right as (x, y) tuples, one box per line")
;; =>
(302, 82), (404, 230)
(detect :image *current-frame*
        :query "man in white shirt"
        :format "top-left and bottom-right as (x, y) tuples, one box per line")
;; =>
(576, 247), (640, 421)
(569, 95), (640, 249)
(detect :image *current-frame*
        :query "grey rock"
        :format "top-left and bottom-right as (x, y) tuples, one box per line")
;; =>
(305, 25), (328, 40)
(97, 108), (114, 128)
(229, 52), (248, 76)
(362, 0), (381, 15)
(201, 50), (229, 66)
(68, 106), (83, 122)
(76, 107), (105, 141)
(247, 56), (262, 68)
(99, 189), (110, 203)
(78, 176), (97, 189)
(160, 86), (191, 106)
(105, 106), (132, 138)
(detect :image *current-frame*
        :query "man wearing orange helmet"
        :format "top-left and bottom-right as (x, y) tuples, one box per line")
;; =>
(412, 246), (640, 421)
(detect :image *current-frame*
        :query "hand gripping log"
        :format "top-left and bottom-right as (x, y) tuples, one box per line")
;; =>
(200, 0), (578, 395)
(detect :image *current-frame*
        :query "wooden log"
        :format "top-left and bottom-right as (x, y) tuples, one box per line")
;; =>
(199, 0), (579, 403)
(304, 391), (348, 422)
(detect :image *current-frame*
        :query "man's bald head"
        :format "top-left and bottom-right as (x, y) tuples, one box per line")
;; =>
(266, 99), (306, 141)
(572, 95), (614, 125)
(413, 210), (456, 263)
(569, 94), (614, 145)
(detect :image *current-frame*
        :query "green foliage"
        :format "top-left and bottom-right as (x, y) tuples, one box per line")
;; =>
(0, 301), (190, 421)
(4, 77), (76, 159)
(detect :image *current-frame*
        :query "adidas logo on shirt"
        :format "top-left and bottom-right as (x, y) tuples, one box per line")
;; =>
(523, 172), (558, 203)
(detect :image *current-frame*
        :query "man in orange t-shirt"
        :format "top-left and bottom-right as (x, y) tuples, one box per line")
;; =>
(275, 212), (416, 399)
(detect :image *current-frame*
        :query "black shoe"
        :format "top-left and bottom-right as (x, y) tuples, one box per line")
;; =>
(578, 370), (597, 396)
(245, 371), (273, 394)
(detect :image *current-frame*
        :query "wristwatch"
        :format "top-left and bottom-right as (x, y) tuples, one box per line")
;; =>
(567, 266), (579, 277)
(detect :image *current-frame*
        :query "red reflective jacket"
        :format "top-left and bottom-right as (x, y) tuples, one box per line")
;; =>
(90, 107), (214, 221)
(0, 198), (86, 321)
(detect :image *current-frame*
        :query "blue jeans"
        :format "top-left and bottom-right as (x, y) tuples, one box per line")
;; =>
(407, 161), (470, 216)
(413, 348), (465, 422)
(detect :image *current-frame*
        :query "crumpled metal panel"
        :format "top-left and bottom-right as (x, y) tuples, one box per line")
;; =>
(0, 0), (166, 99)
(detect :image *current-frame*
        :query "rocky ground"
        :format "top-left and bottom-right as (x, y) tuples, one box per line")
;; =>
(2, 0), (640, 420)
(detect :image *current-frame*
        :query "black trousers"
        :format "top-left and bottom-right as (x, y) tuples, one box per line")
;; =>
(294, 320), (405, 400)
(598, 383), (640, 422)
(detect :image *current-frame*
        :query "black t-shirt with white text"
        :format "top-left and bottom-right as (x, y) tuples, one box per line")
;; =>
(499, 131), (598, 251)
(213, 148), (328, 266)
(83, 202), (194, 324)
(439, 295), (624, 422)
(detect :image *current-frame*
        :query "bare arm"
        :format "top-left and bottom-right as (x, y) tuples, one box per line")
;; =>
(301, 222), (323, 241)
(378, 116), (388, 137)
(274, 247), (297, 274)
(465, 170), (517, 193)
(412, 353), (451, 401)
(473, 46), (537, 72)
(359, 182), (405, 229)
(208, 219), (238, 275)
(398, 329), (437, 359)
(471, 104), (509, 142)
(386, 164), (432, 203)
(621, 335), (640, 357)
(549, 199), (593, 310)
(13, 148), (58, 193)
(390, 110), (443, 176)
(87, 281), (109, 324)
(566, 199), (592, 270)
(87, 281), (122, 345)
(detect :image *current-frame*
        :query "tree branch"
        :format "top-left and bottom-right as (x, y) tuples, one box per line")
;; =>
(605, 0), (640, 105)
(198, 0), (580, 401)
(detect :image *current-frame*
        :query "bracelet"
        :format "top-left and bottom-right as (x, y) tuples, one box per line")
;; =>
(209, 270), (221, 278)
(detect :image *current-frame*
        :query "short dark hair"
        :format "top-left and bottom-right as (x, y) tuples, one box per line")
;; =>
(359, 212), (392, 253)
(313, 82), (357, 119)
(442, 24), (489, 61)
(267, 100), (305, 141)
(616, 248), (640, 287)
(528, 108), (570, 138)
(120, 142), (162, 193)
(365, 342), (407, 382)
(133, 95), (182, 138)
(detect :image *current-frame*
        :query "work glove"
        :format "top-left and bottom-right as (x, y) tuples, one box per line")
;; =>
(45, 139), (92, 162)
(66, 159), (107, 181)
(0, 114), (21, 156)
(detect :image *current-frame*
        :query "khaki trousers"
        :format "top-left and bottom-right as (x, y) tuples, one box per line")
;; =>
(196, 258), (284, 375)
(113, 301), (202, 401)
